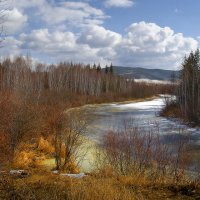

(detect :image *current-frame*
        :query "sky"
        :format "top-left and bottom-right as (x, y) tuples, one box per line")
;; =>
(1, 0), (200, 70)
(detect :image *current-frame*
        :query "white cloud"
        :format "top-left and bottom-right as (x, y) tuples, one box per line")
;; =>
(3, 8), (27, 34)
(77, 25), (122, 48)
(20, 29), (77, 51)
(1, 0), (199, 71)
(16, 22), (198, 69)
(12, 0), (46, 9)
(0, 36), (22, 59)
(114, 22), (198, 69)
(12, 0), (107, 27)
(40, 2), (107, 26)
(19, 29), (105, 64)
(105, 0), (134, 8)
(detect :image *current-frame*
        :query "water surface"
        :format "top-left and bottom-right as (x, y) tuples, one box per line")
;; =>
(86, 96), (200, 145)
(81, 96), (200, 172)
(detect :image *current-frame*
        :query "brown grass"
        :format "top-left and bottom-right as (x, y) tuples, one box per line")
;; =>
(0, 170), (199, 200)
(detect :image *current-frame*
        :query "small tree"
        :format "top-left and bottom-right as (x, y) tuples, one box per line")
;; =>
(54, 108), (90, 172)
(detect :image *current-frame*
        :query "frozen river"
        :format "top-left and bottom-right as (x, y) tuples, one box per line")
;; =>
(80, 96), (200, 171)
(86, 96), (200, 145)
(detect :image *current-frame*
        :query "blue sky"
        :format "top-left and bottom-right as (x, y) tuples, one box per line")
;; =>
(1, 0), (199, 69)
(105, 0), (200, 37)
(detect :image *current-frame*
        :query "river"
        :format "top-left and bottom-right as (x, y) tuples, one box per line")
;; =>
(86, 96), (200, 144)
(81, 96), (200, 172)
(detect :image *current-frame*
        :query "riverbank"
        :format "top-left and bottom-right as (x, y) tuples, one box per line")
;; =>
(160, 101), (200, 128)
(1, 170), (200, 200)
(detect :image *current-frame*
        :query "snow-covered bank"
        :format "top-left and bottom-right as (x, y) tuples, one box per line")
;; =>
(113, 98), (165, 110)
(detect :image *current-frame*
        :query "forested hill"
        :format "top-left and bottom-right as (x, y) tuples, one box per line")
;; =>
(112, 66), (180, 81)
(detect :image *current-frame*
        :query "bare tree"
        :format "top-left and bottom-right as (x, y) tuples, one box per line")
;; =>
(54, 108), (91, 171)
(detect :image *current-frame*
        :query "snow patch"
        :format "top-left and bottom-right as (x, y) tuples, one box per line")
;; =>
(134, 79), (172, 84)
(60, 173), (86, 179)
(10, 170), (26, 175)
(187, 128), (197, 132)
(52, 170), (59, 174)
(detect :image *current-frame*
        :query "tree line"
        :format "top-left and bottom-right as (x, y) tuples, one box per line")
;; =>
(0, 56), (170, 100)
(162, 49), (200, 125)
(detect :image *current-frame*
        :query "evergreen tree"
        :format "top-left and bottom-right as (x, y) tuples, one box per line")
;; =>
(105, 65), (109, 74)
(93, 63), (97, 70)
(177, 49), (200, 123)
(109, 63), (114, 74)
(97, 63), (101, 73)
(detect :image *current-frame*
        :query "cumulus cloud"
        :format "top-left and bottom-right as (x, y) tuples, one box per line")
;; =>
(20, 29), (77, 52)
(15, 22), (198, 69)
(3, 8), (27, 34)
(19, 29), (105, 64)
(2, 21), (198, 69)
(17, 26), (119, 64)
(105, 0), (134, 8)
(77, 25), (122, 48)
(114, 22), (198, 69)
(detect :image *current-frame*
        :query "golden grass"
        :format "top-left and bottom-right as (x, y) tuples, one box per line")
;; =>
(12, 137), (54, 169)
(38, 137), (54, 154)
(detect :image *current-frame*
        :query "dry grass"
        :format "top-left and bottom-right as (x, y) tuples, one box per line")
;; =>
(11, 138), (54, 169)
(160, 101), (182, 118)
(13, 150), (36, 168)
(0, 171), (199, 200)
(7, 136), (81, 174)
(38, 137), (54, 154)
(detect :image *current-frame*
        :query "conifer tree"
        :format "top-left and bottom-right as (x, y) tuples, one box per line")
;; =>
(97, 63), (101, 73)
(109, 63), (114, 74)
(105, 65), (109, 74)
(177, 49), (200, 123)
(93, 63), (97, 70)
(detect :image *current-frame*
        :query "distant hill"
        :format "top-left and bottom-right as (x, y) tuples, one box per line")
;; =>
(111, 66), (180, 81)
